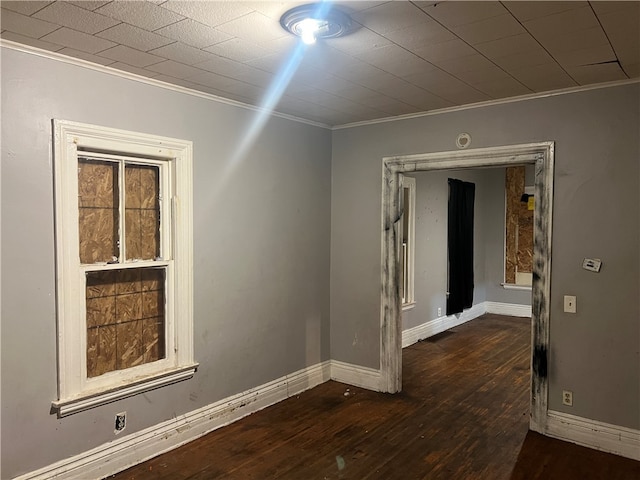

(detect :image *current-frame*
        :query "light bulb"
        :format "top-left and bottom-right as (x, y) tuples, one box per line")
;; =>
(299, 18), (320, 45)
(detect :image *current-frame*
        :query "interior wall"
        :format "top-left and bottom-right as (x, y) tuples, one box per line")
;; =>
(330, 83), (640, 430)
(0, 47), (332, 478)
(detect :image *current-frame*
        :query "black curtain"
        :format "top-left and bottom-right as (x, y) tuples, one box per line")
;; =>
(446, 178), (475, 315)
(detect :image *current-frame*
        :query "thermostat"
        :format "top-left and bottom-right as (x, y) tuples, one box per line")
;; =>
(582, 258), (602, 272)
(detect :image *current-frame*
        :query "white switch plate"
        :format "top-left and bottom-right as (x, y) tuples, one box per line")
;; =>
(564, 295), (577, 313)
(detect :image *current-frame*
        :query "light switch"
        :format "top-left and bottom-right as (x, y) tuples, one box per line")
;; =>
(564, 295), (576, 313)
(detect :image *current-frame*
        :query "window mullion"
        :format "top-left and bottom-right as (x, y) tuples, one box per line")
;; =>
(118, 160), (126, 263)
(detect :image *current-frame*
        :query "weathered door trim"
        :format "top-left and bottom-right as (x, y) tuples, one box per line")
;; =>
(379, 142), (554, 433)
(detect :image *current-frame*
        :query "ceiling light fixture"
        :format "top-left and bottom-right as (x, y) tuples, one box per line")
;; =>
(280, 3), (353, 45)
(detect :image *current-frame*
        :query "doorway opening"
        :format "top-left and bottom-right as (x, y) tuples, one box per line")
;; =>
(380, 142), (554, 433)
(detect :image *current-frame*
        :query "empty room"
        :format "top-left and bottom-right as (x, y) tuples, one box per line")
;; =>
(1, 1), (638, 479)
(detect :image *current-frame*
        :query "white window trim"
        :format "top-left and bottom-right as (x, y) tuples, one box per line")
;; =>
(52, 120), (197, 417)
(402, 176), (416, 306)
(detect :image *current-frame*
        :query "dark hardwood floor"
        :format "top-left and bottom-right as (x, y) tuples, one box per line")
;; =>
(110, 314), (639, 479)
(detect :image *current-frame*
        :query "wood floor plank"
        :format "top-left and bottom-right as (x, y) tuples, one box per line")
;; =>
(109, 314), (639, 480)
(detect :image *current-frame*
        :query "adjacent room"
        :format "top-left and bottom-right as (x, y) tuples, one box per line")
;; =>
(1, 1), (638, 479)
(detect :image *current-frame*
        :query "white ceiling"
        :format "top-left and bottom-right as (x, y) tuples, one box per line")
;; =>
(1, 1), (638, 126)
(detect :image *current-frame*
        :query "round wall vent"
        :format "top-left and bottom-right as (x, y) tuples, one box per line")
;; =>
(456, 133), (471, 149)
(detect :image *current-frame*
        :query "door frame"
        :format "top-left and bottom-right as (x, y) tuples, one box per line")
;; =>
(379, 142), (554, 433)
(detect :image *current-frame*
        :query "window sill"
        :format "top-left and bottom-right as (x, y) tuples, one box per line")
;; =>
(52, 363), (198, 418)
(501, 283), (532, 291)
(402, 302), (416, 311)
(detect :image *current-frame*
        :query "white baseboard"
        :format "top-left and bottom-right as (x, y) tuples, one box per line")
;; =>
(402, 302), (486, 348)
(330, 360), (381, 391)
(485, 301), (532, 317)
(15, 362), (331, 480)
(546, 411), (640, 461)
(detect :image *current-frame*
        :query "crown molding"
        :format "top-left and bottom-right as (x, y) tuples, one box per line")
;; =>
(333, 78), (640, 130)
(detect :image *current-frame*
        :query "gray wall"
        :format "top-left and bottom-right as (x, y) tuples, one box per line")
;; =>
(330, 83), (639, 430)
(1, 47), (331, 478)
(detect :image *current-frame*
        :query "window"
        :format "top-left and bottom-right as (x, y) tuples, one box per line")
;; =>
(400, 176), (416, 307)
(52, 120), (196, 416)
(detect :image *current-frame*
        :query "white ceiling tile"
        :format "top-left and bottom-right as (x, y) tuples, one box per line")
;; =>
(597, 9), (640, 68)
(245, 52), (287, 73)
(215, 11), (287, 43)
(418, 1), (507, 27)
(404, 69), (462, 91)
(0, 8), (59, 38)
(621, 63), (639, 77)
(162, 0), (253, 27)
(492, 48), (556, 71)
(451, 14), (526, 45)
(426, 82), (491, 105)
(97, 23), (174, 51)
(68, 1), (111, 11)
(565, 62), (629, 84)
(147, 42), (216, 65)
(474, 33), (541, 58)
(349, 70), (399, 91)
(1, 1), (52, 16)
(58, 47), (117, 65)
(256, 35), (297, 56)
(204, 38), (269, 62)
(452, 65), (511, 84)
(98, 45), (165, 67)
(243, 1), (306, 20)
(508, 63), (577, 91)
(413, 38), (477, 63)
(194, 56), (274, 87)
(145, 60), (206, 79)
(155, 19), (232, 49)
(96, 1), (185, 31)
(382, 19), (456, 49)
(354, 44), (437, 77)
(617, 47), (640, 73)
(433, 54), (499, 74)
(552, 44), (616, 68)
(352, 2), (431, 34)
(210, 80), (264, 100)
(472, 76), (532, 98)
(0, 30), (63, 51)
(535, 26), (610, 55)
(329, 27), (391, 56)
(105, 62), (161, 78)
(373, 100), (421, 117)
(33, 1), (119, 35)
(524, 6), (600, 38)
(503, 1), (587, 21)
(40, 27), (116, 53)
(184, 71), (239, 90)
(591, 1), (640, 16)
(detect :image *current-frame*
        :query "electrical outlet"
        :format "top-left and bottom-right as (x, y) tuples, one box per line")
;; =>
(437, 307), (442, 317)
(562, 390), (573, 407)
(563, 295), (576, 313)
(115, 412), (127, 434)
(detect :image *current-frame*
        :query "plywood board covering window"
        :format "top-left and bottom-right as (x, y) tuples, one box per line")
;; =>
(86, 268), (165, 377)
(505, 166), (533, 285)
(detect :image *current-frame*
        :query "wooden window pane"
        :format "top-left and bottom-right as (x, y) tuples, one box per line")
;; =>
(78, 159), (119, 263)
(125, 165), (159, 260)
(86, 267), (165, 378)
